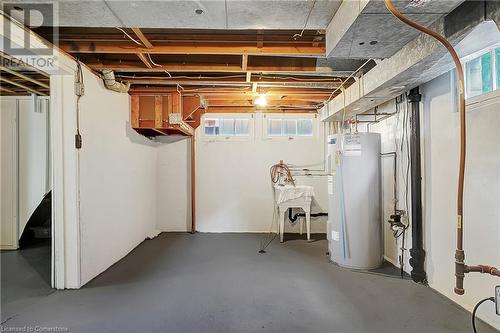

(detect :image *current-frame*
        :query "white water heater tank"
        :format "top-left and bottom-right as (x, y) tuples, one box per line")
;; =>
(327, 132), (382, 270)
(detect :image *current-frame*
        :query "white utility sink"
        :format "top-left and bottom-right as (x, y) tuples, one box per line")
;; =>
(274, 185), (315, 242)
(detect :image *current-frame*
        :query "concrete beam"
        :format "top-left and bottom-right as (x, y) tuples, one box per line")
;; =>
(325, 0), (464, 59)
(322, 4), (500, 122)
(325, 0), (370, 58)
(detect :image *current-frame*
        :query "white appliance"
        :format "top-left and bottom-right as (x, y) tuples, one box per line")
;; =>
(327, 132), (383, 270)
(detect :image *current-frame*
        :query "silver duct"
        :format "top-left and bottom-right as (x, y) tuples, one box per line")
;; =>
(102, 70), (130, 93)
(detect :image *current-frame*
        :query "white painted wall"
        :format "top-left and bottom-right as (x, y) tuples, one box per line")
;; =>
(77, 68), (158, 285)
(18, 97), (50, 236)
(421, 72), (500, 329)
(1, 98), (18, 249)
(156, 136), (192, 232)
(0, 96), (50, 249)
(369, 72), (499, 329)
(192, 113), (328, 233)
(364, 100), (414, 271)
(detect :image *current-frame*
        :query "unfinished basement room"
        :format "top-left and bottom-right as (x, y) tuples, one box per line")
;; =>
(1, 0), (499, 332)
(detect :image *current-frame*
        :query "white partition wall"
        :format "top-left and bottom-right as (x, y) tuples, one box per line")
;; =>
(0, 98), (18, 249)
(18, 97), (51, 236)
(0, 96), (50, 249)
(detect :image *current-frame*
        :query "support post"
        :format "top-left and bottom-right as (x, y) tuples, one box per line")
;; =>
(191, 134), (196, 233)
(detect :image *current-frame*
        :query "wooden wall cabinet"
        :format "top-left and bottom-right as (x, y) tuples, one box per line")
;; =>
(129, 88), (205, 137)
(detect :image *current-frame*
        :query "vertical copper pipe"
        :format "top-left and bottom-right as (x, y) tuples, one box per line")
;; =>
(191, 134), (196, 233)
(383, 0), (467, 294)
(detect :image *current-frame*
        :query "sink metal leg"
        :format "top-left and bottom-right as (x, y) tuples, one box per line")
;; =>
(279, 209), (285, 242)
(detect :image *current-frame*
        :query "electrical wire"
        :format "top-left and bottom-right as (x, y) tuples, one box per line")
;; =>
(380, 93), (410, 277)
(399, 93), (411, 277)
(117, 73), (246, 80)
(75, 60), (84, 137)
(258, 189), (278, 253)
(145, 53), (173, 78)
(116, 27), (143, 46)
(258, 75), (343, 83)
(116, 73), (342, 84)
(258, 162), (296, 253)
(471, 297), (494, 333)
(324, 59), (373, 106)
(293, 0), (317, 39)
(146, 53), (162, 67)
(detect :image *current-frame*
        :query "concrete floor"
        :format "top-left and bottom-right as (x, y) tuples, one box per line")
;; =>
(1, 233), (497, 333)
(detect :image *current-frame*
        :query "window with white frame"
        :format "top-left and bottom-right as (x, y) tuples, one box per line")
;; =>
(266, 117), (314, 137)
(203, 117), (250, 137)
(464, 46), (500, 98)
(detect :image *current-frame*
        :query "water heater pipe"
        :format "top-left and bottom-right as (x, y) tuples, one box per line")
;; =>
(383, 0), (500, 294)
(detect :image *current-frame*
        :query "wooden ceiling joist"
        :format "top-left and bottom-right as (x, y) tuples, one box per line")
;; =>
(0, 86), (16, 94)
(241, 54), (248, 71)
(0, 52), (50, 78)
(59, 42), (325, 57)
(202, 94), (331, 102)
(81, 54), (323, 73)
(205, 99), (321, 107)
(30, 26), (364, 113)
(42, 27), (325, 45)
(0, 76), (46, 95)
(205, 107), (317, 113)
(136, 53), (153, 68)
(131, 28), (153, 48)
(0, 65), (50, 89)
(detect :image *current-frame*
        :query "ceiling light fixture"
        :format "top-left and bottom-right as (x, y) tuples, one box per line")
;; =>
(254, 94), (267, 107)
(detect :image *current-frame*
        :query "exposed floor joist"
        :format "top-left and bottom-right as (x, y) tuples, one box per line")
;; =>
(0, 54), (50, 96)
(38, 28), (326, 56)
(32, 27), (371, 112)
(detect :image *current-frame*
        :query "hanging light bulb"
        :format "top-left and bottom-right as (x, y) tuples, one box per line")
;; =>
(254, 94), (267, 107)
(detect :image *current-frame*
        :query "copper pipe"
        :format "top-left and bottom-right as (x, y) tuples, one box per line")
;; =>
(466, 265), (500, 277)
(383, 0), (499, 295)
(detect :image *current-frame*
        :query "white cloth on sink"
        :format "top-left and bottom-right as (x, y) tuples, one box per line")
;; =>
(274, 185), (315, 204)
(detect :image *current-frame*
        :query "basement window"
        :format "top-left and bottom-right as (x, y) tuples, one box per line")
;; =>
(266, 117), (314, 137)
(464, 46), (500, 99)
(203, 117), (250, 137)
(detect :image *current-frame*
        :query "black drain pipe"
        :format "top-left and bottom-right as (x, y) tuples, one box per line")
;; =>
(288, 209), (328, 222)
(408, 87), (427, 284)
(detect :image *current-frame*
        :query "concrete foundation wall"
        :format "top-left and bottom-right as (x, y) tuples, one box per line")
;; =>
(369, 72), (500, 329)
(421, 72), (499, 329)
(194, 113), (328, 233)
